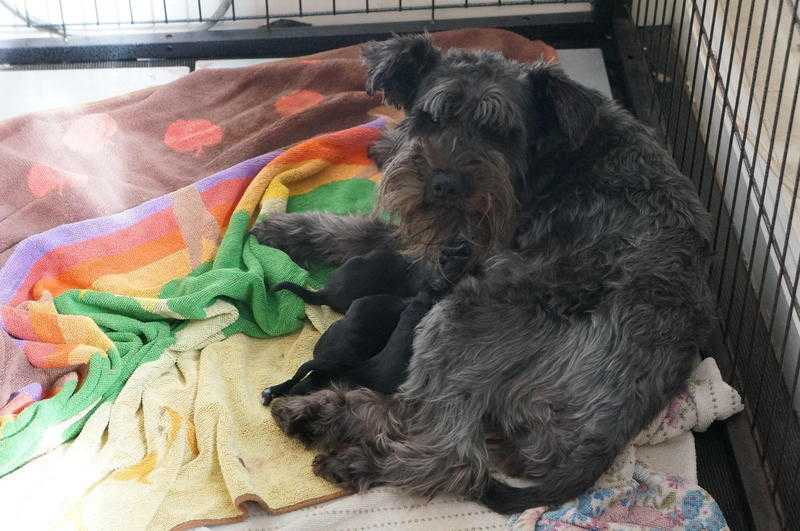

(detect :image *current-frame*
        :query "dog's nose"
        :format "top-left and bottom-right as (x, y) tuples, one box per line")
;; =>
(431, 173), (464, 200)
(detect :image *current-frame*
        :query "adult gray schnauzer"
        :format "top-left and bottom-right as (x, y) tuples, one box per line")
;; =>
(251, 34), (713, 513)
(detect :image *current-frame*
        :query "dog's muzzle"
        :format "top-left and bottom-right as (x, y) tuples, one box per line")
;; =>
(427, 171), (470, 203)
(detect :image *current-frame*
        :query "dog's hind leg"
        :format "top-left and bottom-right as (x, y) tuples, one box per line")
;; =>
(286, 371), (331, 397)
(250, 213), (396, 267)
(271, 382), (491, 498)
(294, 389), (490, 497)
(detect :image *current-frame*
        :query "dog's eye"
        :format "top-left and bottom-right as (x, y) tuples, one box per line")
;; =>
(475, 120), (500, 136)
(481, 124), (519, 142)
(417, 110), (439, 126)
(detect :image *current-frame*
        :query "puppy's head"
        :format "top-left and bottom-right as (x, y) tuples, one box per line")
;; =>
(363, 34), (599, 260)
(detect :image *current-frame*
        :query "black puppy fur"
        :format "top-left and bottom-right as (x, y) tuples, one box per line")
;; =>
(343, 291), (434, 394)
(261, 292), (436, 413)
(263, 242), (472, 406)
(271, 249), (420, 314)
(261, 293), (408, 405)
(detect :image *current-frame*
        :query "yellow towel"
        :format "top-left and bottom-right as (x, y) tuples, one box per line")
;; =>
(1, 301), (346, 530)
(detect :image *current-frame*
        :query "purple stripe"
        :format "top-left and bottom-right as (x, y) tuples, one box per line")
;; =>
(0, 151), (277, 305)
(196, 150), (282, 193)
(9, 383), (43, 401)
(365, 116), (388, 130)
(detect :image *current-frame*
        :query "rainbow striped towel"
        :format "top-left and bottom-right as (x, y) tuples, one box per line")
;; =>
(0, 117), (385, 477)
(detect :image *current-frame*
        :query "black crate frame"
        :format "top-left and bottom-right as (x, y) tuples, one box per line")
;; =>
(0, 0), (595, 64)
(2, 0), (795, 528)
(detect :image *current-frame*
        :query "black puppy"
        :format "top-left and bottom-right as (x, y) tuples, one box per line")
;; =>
(261, 294), (407, 405)
(271, 249), (421, 314)
(262, 242), (472, 405)
(342, 291), (434, 394)
(262, 291), (437, 407)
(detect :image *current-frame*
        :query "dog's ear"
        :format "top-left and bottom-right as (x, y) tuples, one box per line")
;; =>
(362, 33), (441, 109)
(528, 64), (599, 149)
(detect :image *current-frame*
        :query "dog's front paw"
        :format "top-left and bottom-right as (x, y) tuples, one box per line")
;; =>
(440, 237), (473, 278)
(270, 390), (343, 448)
(250, 213), (314, 263)
(425, 237), (473, 295)
(312, 446), (374, 491)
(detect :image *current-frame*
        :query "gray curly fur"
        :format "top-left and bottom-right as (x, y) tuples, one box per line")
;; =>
(251, 34), (714, 514)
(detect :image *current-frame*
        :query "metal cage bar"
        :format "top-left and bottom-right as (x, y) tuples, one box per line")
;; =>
(0, 2), (596, 64)
(627, 0), (800, 526)
(0, 0), (589, 30)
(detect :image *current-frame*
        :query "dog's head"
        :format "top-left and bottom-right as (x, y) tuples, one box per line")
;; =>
(363, 34), (599, 260)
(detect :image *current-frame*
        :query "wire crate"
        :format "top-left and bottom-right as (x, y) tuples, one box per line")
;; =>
(619, 0), (800, 527)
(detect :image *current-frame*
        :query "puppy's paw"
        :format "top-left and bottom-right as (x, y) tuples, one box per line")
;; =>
(312, 447), (373, 491)
(261, 387), (276, 406)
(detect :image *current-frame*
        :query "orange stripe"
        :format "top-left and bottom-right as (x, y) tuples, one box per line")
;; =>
(33, 231), (185, 298)
(200, 178), (251, 213)
(208, 202), (238, 230)
(29, 311), (65, 344)
(0, 306), (36, 341)
(12, 209), (178, 305)
(23, 342), (67, 369)
(273, 126), (379, 168)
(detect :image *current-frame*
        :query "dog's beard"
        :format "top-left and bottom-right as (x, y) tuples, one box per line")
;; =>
(377, 158), (518, 263)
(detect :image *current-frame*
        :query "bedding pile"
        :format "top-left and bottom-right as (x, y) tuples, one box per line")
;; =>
(0, 29), (739, 530)
(0, 119), (386, 529)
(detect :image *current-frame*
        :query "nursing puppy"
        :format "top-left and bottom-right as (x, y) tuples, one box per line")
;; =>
(260, 293), (409, 407)
(271, 249), (420, 314)
(252, 34), (713, 514)
(262, 242), (472, 405)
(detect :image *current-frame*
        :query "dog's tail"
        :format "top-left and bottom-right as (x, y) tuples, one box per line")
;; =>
(479, 428), (624, 514)
(480, 477), (575, 515)
(272, 281), (328, 307)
